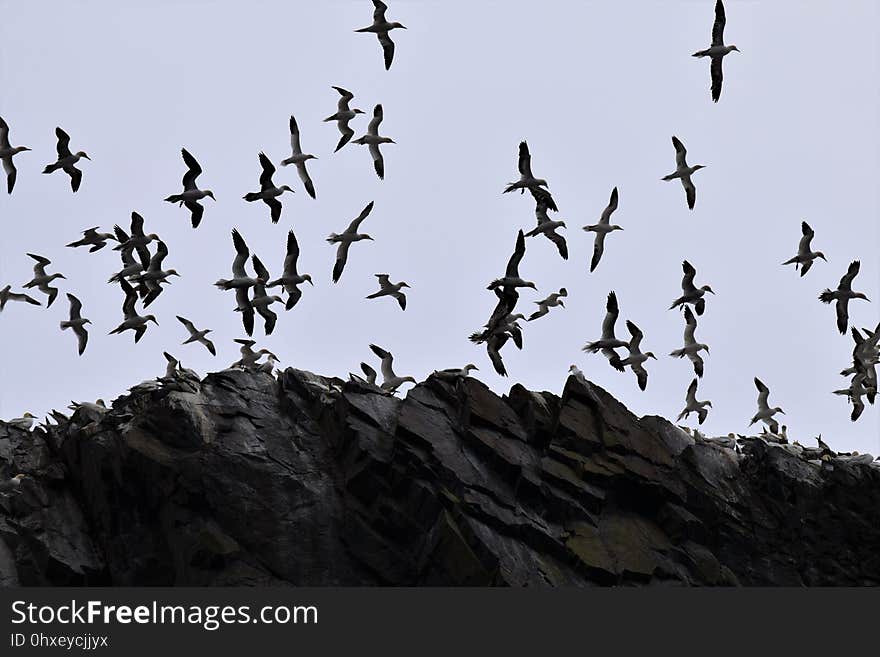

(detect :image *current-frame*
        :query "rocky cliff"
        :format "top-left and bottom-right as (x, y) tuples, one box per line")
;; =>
(1, 367), (879, 586)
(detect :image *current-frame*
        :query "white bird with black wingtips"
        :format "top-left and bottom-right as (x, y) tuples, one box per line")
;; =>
(369, 344), (416, 393)
(619, 320), (657, 391)
(528, 288), (567, 322)
(324, 86), (365, 152)
(582, 291), (627, 372)
(670, 306), (710, 377)
(0, 285), (40, 311)
(583, 187), (624, 272)
(692, 0), (741, 103)
(749, 378), (785, 434)
(670, 260), (715, 316)
(267, 230), (313, 310)
(355, 0), (407, 70)
(819, 261), (870, 335)
(109, 279), (158, 343)
(66, 227), (117, 252)
(366, 274), (410, 310)
(0, 116), (31, 194)
(23, 254), (66, 308)
(42, 127), (90, 192)
(352, 104), (395, 180)
(662, 137), (706, 210)
(243, 152), (293, 224)
(782, 221), (826, 277)
(280, 115), (318, 199)
(677, 378), (712, 425)
(176, 316), (216, 356)
(60, 293), (91, 356)
(164, 148), (215, 228)
(328, 201), (375, 283)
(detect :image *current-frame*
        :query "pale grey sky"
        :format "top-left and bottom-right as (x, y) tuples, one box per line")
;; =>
(1, 1), (878, 454)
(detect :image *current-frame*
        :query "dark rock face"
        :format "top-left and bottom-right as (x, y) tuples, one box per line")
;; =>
(2, 368), (879, 586)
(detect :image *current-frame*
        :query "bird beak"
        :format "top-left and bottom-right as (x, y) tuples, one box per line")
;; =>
(83, 154), (91, 160)
(558, 301), (565, 308)
(307, 279), (314, 286)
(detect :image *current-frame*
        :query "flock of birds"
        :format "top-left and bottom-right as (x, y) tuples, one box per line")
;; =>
(1, 0), (877, 444)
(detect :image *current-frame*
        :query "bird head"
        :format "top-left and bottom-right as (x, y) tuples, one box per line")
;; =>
(281, 185), (295, 194)
(22, 412), (36, 419)
(401, 282), (411, 288)
(816, 252), (827, 261)
(392, 22), (407, 29)
(775, 407), (785, 415)
(693, 164), (707, 171)
(146, 315), (159, 325)
(55, 273), (68, 280)
(855, 292), (871, 301)
(558, 300), (566, 308)
(304, 274), (314, 286)
(15, 146), (31, 154)
(167, 269), (181, 277)
(403, 376), (417, 384)
(536, 178), (549, 188)
(205, 191), (217, 201)
(77, 151), (91, 160)
(525, 281), (537, 290)
(305, 154), (318, 161)
(84, 319), (93, 325)
(360, 234), (374, 241)
(705, 401), (714, 408)
(464, 364), (479, 372)
(730, 45), (741, 53)
(612, 225), (624, 232)
(272, 295), (284, 303)
(647, 352), (658, 360)
(353, 108), (366, 115)
(702, 285), (715, 295)
(148, 233), (160, 241)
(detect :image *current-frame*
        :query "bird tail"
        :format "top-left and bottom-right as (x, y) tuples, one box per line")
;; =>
(60, 321), (70, 331)
(42, 163), (59, 174)
(326, 233), (340, 243)
(243, 192), (261, 202)
(781, 256), (798, 266)
(164, 194), (181, 204)
(502, 183), (518, 194)
(818, 289), (835, 304)
(661, 173), (677, 181)
(469, 331), (487, 344)
(582, 342), (601, 353)
(214, 279), (231, 289)
(670, 348), (686, 358)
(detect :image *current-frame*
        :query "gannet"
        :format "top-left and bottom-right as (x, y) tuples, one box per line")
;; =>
(487, 230), (536, 291)
(528, 288), (567, 321)
(113, 212), (159, 269)
(360, 362), (378, 385)
(355, 0), (407, 70)
(280, 115), (317, 199)
(132, 240), (179, 307)
(568, 364), (591, 389)
(662, 136), (706, 210)
(250, 255), (282, 335)
(66, 227), (117, 252)
(324, 86), (365, 152)
(582, 291), (627, 372)
(749, 377), (785, 434)
(107, 225), (145, 283)
(109, 278), (158, 343)
(177, 316), (216, 356)
(432, 364), (479, 382)
(215, 229), (265, 291)
(243, 152), (293, 224)
(0, 116), (31, 194)
(469, 287), (521, 377)
(583, 187), (624, 272)
(619, 320), (657, 391)
(68, 399), (108, 415)
(23, 253), (66, 308)
(819, 261), (870, 334)
(164, 148), (215, 228)
(526, 199), (568, 259)
(352, 104), (395, 180)
(60, 293), (90, 356)
(782, 221), (826, 277)
(369, 344), (416, 393)
(677, 378), (712, 425)
(267, 230), (312, 310)
(366, 274), (410, 310)
(835, 372), (869, 422)
(670, 260), (715, 316)
(504, 141), (550, 197)
(232, 338), (277, 370)
(328, 201), (375, 283)
(692, 0), (740, 103)
(42, 127), (90, 192)
(670, 306), (710, 377)
(0, 473), (26, 492)
(7, 413), (36, 431)
(0, 285), (40, 311)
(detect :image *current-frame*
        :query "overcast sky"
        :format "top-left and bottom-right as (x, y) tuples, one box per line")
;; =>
(1, 0), (877, 454)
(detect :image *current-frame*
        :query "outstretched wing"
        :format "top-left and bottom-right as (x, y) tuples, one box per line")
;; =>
(258, 152), (276, 189)
(712, 0), (727, 47)
(504, 230), (527, 278)
(346, 201), (375, 233)
(181, 148), (202, 190)
(55, 127), (72, 158)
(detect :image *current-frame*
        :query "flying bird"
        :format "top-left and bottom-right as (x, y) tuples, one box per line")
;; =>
(583, 187), (624, 272)
(782, 221), (826, 277)
(23, 253), (66, 308)
(662, 136), (706, 210)
(109, 279), (158, 343)
(487, 230), (536, 291)
(369, 344), (416, 393)
(504, 141), (551, 198)
(619, 320), (657, 391)
(164, 148), (215, 228)
(66, 227), (117, 252)
(352, 104), (395, 179)
(113, 212), (159, 270)
(280, 115), (318, 198)
(526, 199), (567, 259)
(355, 0), (407, 70)
(215, 230), (265, 336)
(176, 316), (216, 356)
(327, 201), (375, 283)
(670, 306), (710, 377)
(42, 127), (90, 192)
(692, 0), (741, 102)
(0, 285), (40, 311)
(366, 274), (410, 310)
(670, 260), (715, 316)
(749, 378), (785, 434)
(108, 225), (145, 283)
(324, 86), (365, 152)
(132, 240), (179, 307)
(0, 116), (31, 194)
(243, 152), (294, 224)
(267, 230), (313, 310)
(250, 255), (283, 335)
(819, 261), (870, 334)
(528, 288), (567, 321)
(834, 373), (870, 423)
(582, 291), (628, 372)
(60, 293), (91, 356)
(677, 378), (712, 425)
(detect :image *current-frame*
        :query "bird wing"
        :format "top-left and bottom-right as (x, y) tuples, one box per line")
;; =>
(0, 116), (10, 150)
(258, 152), (276, 190)
(547, 229), (568, 260)
(148, 240), (169, 271)
(256, 304), (277, 335)
(394, 291), (406, 310)
(530, 186), (558, 212)
(177, 315), (197, 335)
(590, 233), (605, 272)
(181, 148), (202, 190)
(373, 0), (388, 22)
(836, 298), (850, 335)
(798, 221), (814, 255)
(485, 287), (519, 336)
(346, 201), (375, 233)
(120, 279), (138, 318)
(3, 155), (17, 194)
(265, 196), (282, 224)
(631, 361), (649, 391)
(681, 260), (697, 292)
(686, 378), (699, 405)
(368, 104), (383, 136)
(602, 291), (619, 338)
(517, 141), (533, 178)
(185, 200), (204, 228)
(689, 352), (705, 378)
(378, 31), (395, 70)
(130, 211), (146, 237)
(289, 115), (303, 155)
(710, 56), (724, 102)
(754, 377), (770, 410)
(672, 136), (688, 168)
(284, 230), (301, 276)
(505, 230), (527, 278)
(375, 273), (392, 289)
(65, 165), (83, 192)
(683, 176), (696, 210)
(840, 260), (860, 291)
(369, 142), (385, 179)
(231, 229), (250, 277)
(683, 306), (698, 344)
(626, 320), (644, 351)
(712, 0), (726, 47)
(333, 86), (354, 109)
(252, 254), (271, 281)
(73, 323), (89, 355)
(297, 162), (316, 198)
(27, 253), (51, 278)
(333, 241), (351, 283)
(370, 344), (396, 381)
(600, 186), (619, 224)
(55, 127), (72, 158)
(67, 293), (83, 320)
(360, 362), (377, 383)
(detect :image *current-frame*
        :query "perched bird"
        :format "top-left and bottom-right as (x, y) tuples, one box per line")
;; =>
(132, 240), (179, 307)
(60, 293), (90, 356)
(619, 320), (657, 391)
(670, 306), (710, 377)
(834, 373), (869, 422)
(109, 279), (158, 343)
(164, 148), (215, 228)
(366, 274), (410, 310)
(819, 261), (870, 334)
(749, 377), (785, 434)
(328, 201), (375, 283)
(7, 413), (36, 431)
(355, 0), (407, 70)
(662, 136), (706, 210)
(0, 116), (31, 194)
(568, 364), (591, 389)
(582, 291), (627, 372)
(782, 221), (826, 277)
(528, 288), (567, 321)
(113, 212), (159, 270)
(677, 378), (712, 425)
(232, 338), (278, 370)
(487, 230), (536, 291)
(432, 364), (479, 382)
(583, 187), (624, 272)
(692, 0), (741, 102)
(526, 199), (568, 259)
(670, 260), (715, 316)
(267, 230), (313, 310)
(352, 104), (395, 180)
(280, 115), (318, 199)
(23, 253), (66, 308)
(243, 152), (294, 224)
(42, 127), (90, 192)
(107, 225), (145, 283)
(0, 473), (26, 492)
(176, 316), (216, 356)
(369, 344), (416, 393)
(66, 227), (117, 252)
(249, 255), (283, 335)
(504, 141), (551, 198)
(0, 284), (40, 311)
(324, 86), (365, 152)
